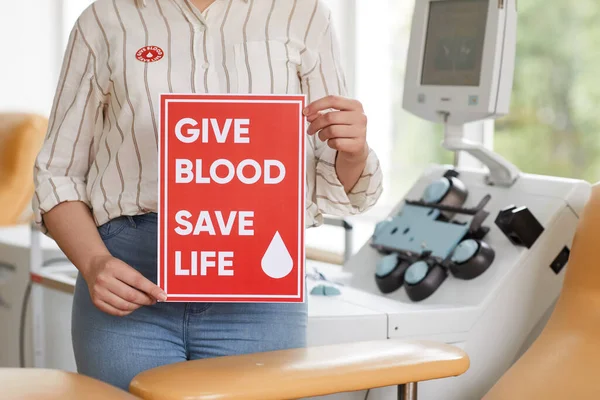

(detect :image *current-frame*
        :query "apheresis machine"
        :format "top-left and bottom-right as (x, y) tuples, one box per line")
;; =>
(0, 0), (592, 399)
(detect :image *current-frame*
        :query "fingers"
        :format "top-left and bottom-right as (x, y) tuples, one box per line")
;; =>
(307, 111), (365, 135)
(98, 287), (142, 314)
(304, 95), (363, 117)
(317, 125), (357, 142)
(313, 123), (367, 157)
(115, 263), (168, 302)
(90, 275), (146, 315)
(327, 137), (364, 154)
(85, 256), (166, 317)
(105, 276), (156, 306)
(94, 298), (135, 317)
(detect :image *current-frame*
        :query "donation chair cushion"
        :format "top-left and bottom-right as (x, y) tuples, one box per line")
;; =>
(484, 184), (600, 400)
(130, 339), (469, 400)
(0, 113), (47, 225)
(0, 368), (139, 400)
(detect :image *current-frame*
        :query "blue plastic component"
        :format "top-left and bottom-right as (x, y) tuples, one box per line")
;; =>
(310, 285), (325, 296)
(376, 254), (399, 277)
(371, 204), (470, 259)
(373, 219), (390, 238)
(324, 286), (341, 296)
(451, 239), (479, 264)
(423, 178), (450, 203)
(405, 261), (429, 285)
(310, 285), (341, 296)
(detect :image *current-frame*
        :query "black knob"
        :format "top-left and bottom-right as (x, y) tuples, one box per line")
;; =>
(422, 177), (468, 219)
(495, 206), (544, 248)
(375, 254), (409, 294)
(449, 239), (495, 280)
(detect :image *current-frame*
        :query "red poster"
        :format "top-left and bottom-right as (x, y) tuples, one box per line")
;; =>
(158, 94), (306, 303)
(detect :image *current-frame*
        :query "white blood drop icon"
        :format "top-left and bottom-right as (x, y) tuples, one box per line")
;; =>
(261, 231), (293, 279)
(146, 52), (154, 58)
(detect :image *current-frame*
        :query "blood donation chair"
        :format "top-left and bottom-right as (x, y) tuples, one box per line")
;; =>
(128, 339), (468, 400)
(484, 183), (600, 399)
(0, 113), (47, 225)
(2, 340), (468, 399)
(1, 368), (139, 400)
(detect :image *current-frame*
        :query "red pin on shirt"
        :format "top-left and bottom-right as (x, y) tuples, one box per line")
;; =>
(136, 46), (164, 63)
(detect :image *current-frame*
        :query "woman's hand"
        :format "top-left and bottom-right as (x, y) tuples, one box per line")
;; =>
(304, 95), (369, 192)
(304, 95), (369, 162)
(82, 254), (167, 317)
(42, 202), (167, 318)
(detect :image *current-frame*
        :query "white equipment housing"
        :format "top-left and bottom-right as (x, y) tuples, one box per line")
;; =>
(327, 167), (590, 399)
(0, 227), (66, 369)
(403, 0), (517, 125)
(404, 0), (520, 187)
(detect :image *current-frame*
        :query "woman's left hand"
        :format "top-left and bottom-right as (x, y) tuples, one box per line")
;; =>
(304, 95), (369, 162)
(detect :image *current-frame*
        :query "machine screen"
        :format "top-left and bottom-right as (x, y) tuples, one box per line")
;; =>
(421, 0), (489, 87)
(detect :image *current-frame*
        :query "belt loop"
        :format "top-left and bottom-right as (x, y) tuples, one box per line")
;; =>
(126, 216), (137, 228)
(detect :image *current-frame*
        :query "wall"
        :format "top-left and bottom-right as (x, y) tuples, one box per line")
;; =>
(0, 1), (65, 116)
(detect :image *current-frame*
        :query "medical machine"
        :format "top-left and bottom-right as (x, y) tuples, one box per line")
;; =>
(316, 0), (589, 398)
(0, 0), (591, 399)
(0, 224), (66, 369)
(325, 0), (588, 397)
(403, 0), (519, 187)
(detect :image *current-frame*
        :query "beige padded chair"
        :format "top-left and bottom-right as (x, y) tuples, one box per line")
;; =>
(0, 113), (47, 225)
(129, 339), (469, 400)
(1, 368), (139, 400)
(484, 184), (600, 399)
(2, 341), (468, 399)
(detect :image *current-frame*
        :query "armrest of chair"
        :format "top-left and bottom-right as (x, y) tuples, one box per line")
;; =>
(129, 339), (470, 400)
(1, 368), (139, 400)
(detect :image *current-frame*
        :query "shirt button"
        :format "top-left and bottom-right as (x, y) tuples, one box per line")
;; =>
(202, 62), (210, 69)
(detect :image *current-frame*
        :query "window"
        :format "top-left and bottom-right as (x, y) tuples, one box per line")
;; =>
(306, 0), (452, 258)
(493, 0), (600, 183)
(62, 0), (94, 48)
(0, 1), (64, 115)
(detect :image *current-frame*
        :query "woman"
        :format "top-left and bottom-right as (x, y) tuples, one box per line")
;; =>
(33, 0), (383, 390)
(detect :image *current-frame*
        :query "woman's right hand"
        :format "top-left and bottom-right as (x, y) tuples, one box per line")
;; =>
(40, 202), (168, 317)
(82, 254), (168, 317)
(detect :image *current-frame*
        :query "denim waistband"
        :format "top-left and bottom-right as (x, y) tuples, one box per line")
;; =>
(129, 212), (158, 223)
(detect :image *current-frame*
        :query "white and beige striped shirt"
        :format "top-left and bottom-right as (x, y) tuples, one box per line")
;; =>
(33, 0), (383, 232)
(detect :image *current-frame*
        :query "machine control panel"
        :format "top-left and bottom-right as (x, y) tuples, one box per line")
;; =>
(368, 169), (556, 303)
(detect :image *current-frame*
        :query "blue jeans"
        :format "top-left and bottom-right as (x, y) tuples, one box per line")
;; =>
(71, 213), (307, 391)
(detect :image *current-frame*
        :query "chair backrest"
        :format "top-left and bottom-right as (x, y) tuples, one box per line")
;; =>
(0, 113), (47, 225)
(483, 183), (600, 399)
(559, 183), (600, 300)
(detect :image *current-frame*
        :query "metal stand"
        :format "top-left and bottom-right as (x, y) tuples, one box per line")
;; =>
(398, 383), (418, 400)
(30, 222), (42, 276)
(29, 223), (45, 368)
(322, 216), (354, 263)
(442, 122), (520, 187)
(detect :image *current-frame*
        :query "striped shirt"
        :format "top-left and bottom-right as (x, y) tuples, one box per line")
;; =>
(33, 0), (383, 232)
